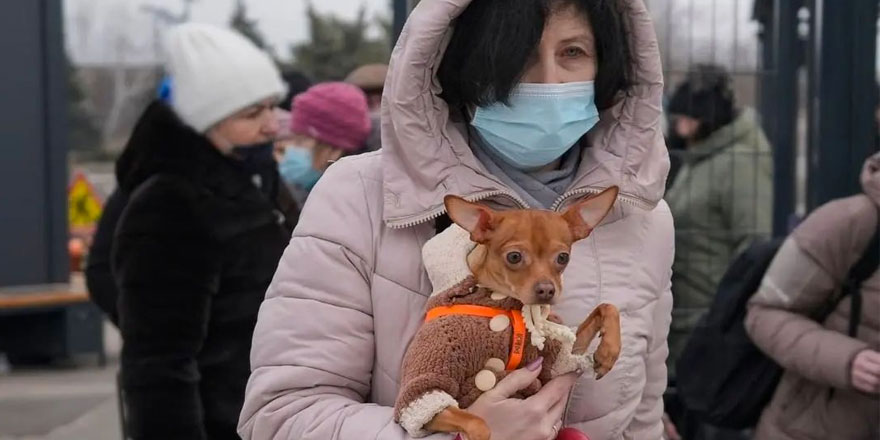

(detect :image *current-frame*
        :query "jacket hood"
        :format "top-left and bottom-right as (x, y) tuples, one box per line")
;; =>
(380, 0), (669, 227)
(862, 152), (880, 205)
(677, 107), (770, 162)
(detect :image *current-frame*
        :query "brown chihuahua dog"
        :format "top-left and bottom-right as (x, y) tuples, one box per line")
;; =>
(424, 187), (622, 440)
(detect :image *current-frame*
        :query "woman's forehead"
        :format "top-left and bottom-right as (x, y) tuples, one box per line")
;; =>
(544, 5), (595, 40)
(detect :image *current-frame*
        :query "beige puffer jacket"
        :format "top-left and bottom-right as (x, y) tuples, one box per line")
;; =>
(746, 154), (880, 440)
(238, 0), (674, 439)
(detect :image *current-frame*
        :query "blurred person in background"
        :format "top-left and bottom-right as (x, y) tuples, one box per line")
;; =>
(346, 63), (388, 151)
(110, 23), (297, 439)
(272, 107), (294, 162)
(277, 82), (371, 207)
(272, 70), (312, 163)
(665, 64), (773, 372)
(664, 64), (773, 440)
(746, 152), (880, 440)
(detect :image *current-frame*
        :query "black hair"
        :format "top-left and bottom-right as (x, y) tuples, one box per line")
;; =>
(279, 70), (313, 111)
(437, 0), (631, 111)
(668, 64), (736, 140)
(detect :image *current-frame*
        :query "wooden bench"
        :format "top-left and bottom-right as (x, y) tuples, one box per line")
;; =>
(0, 290), (89, 310)
(0, 274), (105, 364)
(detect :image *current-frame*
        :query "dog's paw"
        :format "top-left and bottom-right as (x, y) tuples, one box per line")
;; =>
(462, 419), (491, 440)
(592, 342), (620, 380)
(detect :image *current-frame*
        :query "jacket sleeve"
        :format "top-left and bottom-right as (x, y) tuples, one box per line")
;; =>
(746, 198), (875, 391)
(237, 161), (450, 440)
(625, 202), (674, 439)
(114, 177), (220, 439)
(626, 281), (672, 438)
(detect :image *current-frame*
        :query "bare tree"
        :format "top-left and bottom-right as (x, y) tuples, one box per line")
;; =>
(292, 3), (391, 81)
(99, 3), (161, 150)
(141, 0), (198, 58)
(648, 0), (759, 74)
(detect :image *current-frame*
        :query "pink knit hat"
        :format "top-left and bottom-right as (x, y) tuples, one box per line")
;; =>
(291, 82), (371, 152)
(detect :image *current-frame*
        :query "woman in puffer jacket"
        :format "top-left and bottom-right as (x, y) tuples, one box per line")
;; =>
(746, 153), (880, 440)
(239, 0), (674, 439)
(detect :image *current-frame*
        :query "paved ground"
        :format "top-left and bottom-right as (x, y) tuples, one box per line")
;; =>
(0, 322), (121, 440)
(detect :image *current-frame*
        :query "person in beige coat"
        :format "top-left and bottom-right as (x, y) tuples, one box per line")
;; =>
(746, 153), (880, 440)
(238, 0), (675, 438)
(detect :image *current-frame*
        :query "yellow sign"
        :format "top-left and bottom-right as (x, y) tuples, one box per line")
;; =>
(69, 173), (103, 230)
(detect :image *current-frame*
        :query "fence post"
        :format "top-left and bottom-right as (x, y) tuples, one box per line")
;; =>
(807, 0), (879, 209)
(758, 0), (802, 236)
(392, 0), (414, 45)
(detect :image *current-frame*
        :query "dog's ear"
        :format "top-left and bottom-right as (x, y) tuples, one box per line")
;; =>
(444, 195), (495, 243)
(562, 186), (619, 240)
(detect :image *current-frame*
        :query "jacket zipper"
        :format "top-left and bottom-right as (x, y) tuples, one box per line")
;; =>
(387, 190), (531, 229)
(389, 188), (654, 229)
(551, 187), (655, 212)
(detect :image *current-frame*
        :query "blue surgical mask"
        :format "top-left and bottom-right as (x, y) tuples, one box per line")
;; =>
(279, 147), (322, 190)
(471, 81), (600, 170)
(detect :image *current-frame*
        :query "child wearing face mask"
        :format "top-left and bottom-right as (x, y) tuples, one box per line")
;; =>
(277, 82), (372, 206)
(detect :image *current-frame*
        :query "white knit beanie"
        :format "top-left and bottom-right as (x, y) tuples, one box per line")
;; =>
(164, 23), (286, 132)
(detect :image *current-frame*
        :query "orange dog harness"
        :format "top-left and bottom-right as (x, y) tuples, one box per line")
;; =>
(425, 305), (527, 371)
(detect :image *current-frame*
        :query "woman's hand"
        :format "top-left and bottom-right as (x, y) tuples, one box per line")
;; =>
(467, 357), (578, 440)
(851, 349), (880, 394)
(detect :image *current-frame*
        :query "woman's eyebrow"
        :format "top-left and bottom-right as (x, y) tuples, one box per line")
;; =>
(560, 34), (595, 45)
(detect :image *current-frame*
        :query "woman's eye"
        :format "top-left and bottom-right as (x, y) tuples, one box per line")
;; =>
(562, 47), (586, 58)
(557, 253), (570, 265)
(506, 252), (523, 265)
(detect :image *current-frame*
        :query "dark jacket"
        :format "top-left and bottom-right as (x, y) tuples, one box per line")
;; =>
(85, 189), (128, 326)
(113, 102), (298, 440)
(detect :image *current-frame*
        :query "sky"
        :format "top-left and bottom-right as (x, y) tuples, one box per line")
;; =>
(64, 0), (391, 65)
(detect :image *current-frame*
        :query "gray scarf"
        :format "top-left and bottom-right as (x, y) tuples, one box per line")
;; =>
(470, 131), (581, 209)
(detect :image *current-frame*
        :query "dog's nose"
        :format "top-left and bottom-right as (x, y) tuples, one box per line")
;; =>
(534, 282), (556, 302)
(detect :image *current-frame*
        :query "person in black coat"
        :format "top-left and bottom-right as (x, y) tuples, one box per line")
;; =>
(111, 23), (298, 439)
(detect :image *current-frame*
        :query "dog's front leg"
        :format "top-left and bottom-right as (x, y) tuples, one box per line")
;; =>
(573, 304), (621, 379)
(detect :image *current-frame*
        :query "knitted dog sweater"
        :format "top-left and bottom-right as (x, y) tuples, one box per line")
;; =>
(394, 225), (595, 437)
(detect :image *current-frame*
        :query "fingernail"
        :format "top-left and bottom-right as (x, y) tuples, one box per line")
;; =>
(575, 368), (584, 375)
(527, 357), (544, 371)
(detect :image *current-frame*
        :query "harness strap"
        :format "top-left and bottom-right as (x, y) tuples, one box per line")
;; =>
(425, 305), (527, 370)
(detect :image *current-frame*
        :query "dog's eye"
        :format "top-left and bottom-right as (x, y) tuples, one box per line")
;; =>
(557, 253), (570, 265)
(506, 252), (523, 265)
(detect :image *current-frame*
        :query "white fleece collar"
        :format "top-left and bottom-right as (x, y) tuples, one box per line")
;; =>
(422, 224), (476, 297)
